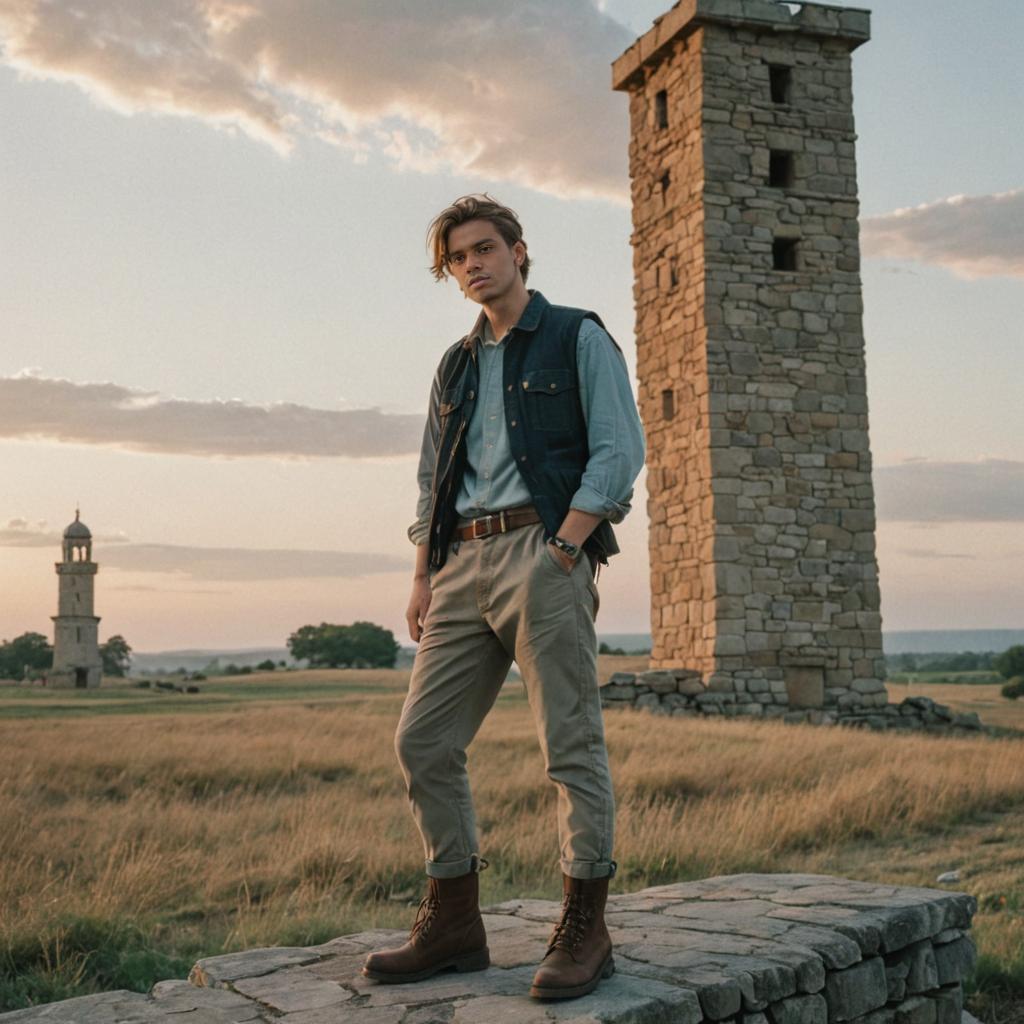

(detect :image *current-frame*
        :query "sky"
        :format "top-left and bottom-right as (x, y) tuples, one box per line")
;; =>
(1, 0), (1022, 652)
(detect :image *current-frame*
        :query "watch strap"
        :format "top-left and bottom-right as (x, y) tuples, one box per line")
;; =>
(550, 536), (581, 560)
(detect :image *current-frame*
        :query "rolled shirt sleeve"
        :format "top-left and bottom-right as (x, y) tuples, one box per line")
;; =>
(407, 370), (442, 546)
(569, 318), (646, 524)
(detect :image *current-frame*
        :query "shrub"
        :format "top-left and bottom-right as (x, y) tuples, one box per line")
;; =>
(1000, 677), (1024, 701)
(994, 645), (1024, 680)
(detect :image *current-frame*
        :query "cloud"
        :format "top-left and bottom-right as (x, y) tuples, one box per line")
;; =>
(0, 519), (408, 579)
(0, 0), (632, 201)
(101, 543), (408, 581)
(109, 584), (226, 594)
(862, 189), (1024, 279)
(0, 372), (423, 459)
(0, 517), (129, 547)
(875, 458), (1024, 523)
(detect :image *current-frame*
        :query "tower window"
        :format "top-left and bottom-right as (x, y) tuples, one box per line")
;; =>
(655, 89), (668, 130)
(76, 627), (82, 643)
(769, 150), (795, 189)
(773, 237), (799, 271)
(659, 171), (670, 202)
(769, 65), (792, 104)
(669, 260), (679, 289)
(662, 389), (675, 421)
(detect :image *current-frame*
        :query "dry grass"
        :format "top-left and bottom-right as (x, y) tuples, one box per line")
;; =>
(1, 665), (1023, 1015)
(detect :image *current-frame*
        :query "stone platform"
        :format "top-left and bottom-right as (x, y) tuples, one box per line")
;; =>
(0, 874), (978, 1024)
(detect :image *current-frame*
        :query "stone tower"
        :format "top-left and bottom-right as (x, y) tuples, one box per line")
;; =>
(51, 509), (103, 688)
(613, 0), (886, 713)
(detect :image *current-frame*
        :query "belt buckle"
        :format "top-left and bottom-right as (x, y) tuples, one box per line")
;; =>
(471, 514), (493, 540)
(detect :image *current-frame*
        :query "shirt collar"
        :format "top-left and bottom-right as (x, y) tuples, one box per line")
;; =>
(462, 290), (549, 351)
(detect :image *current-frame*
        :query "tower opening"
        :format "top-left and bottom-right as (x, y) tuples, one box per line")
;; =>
(654, 89), (668, 129)
(769, 64), (792, 104)
(662, 389), (675, 421)
(769, 150), (795, 189)
(772, 237), (799, 271)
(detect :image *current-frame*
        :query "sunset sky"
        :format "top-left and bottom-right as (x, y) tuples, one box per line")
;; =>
(1, 0), (1022, 651)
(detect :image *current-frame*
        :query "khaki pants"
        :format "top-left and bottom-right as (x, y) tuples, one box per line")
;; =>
(395, 522), (615, 880)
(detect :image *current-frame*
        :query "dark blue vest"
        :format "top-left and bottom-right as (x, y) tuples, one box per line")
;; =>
(427, 291), (620, 570)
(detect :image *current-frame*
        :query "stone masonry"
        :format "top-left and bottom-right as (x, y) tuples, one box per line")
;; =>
(0, 874), (978, 1024)
(613, 1), (884, 713)
(599, 669), (986, 736)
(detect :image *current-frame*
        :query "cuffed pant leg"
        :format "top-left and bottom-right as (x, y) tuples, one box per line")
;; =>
(395, 544), (511, 879)
(488, 526), (616, 880)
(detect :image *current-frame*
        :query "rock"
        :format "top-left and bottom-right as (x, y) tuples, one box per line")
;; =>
(935, 871), (960, 885)
(606, 672), (637, 686)
(893, 994), (938, 1024)
(769, 992), (828, 1024)
(602, 683), (638, 701)
(638, 670), (682, 695)
(951, 712), (982, 730)
(824, 957), (888, 1021)
(933, 936), (976, 986)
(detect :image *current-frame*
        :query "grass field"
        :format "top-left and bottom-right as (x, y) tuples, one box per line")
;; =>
(1, 661), (1022, 1019)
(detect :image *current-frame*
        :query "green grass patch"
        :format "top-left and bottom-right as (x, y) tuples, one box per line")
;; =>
(0, 916), (193, 1013)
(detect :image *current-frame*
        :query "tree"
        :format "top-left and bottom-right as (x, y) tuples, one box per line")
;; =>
(994, 645), (1024, 681)
(287, 621), (399, 668)
(0, 632), (53, 680)
(256, 659), (277, 672)
(100, 635), (132, 677)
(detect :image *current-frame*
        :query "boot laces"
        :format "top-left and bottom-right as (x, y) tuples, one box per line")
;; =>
(548, 892), (592, 954)
(410, 893), (440, 944)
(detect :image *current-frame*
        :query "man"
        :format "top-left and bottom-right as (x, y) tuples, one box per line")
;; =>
(362, 194), (645, 1000)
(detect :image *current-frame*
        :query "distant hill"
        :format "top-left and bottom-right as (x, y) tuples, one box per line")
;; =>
(130, 648), (293, 675)
(130, 645), (416, 675)
(595, 629), (1024, 657)
(131, 628), (1024, 675)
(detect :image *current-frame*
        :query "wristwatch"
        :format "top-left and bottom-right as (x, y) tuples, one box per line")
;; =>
(549, 536), (581, 561)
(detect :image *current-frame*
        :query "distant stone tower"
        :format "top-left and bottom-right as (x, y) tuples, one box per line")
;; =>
(613, 0), (886, 713)
(51, 510), (102, 688)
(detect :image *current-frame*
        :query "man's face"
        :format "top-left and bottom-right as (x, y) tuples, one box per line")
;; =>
(445, 219), (525, 305)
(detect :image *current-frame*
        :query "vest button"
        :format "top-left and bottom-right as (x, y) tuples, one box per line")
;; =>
(522, 381), (529, 389)
(507, 384), (513, 392)
(549, 382), (556, 389)
(467, 390), (475, 399)
(519, 455), (527, 462)
(510, 420), (517, 427)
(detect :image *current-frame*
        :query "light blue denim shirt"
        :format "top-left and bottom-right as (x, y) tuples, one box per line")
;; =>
(408, 315), (645, 545)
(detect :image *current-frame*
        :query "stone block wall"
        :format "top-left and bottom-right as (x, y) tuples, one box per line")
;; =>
(614, 0), (885, 713)
(600, 668), (987, 735)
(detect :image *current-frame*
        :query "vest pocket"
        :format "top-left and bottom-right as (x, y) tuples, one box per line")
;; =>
(439, 388), (464, 419)
(522, 368), (576, 432)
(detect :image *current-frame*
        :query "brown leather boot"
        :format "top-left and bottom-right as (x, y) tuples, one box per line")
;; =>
(362, 870), (489, 984)
(529, 873), (614, 1000)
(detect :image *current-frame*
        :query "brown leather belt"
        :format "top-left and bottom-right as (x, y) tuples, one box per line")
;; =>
(456, 506), (542, 541)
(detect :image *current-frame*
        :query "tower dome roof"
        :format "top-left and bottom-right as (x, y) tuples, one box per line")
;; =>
(63, 509), (91, 540)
